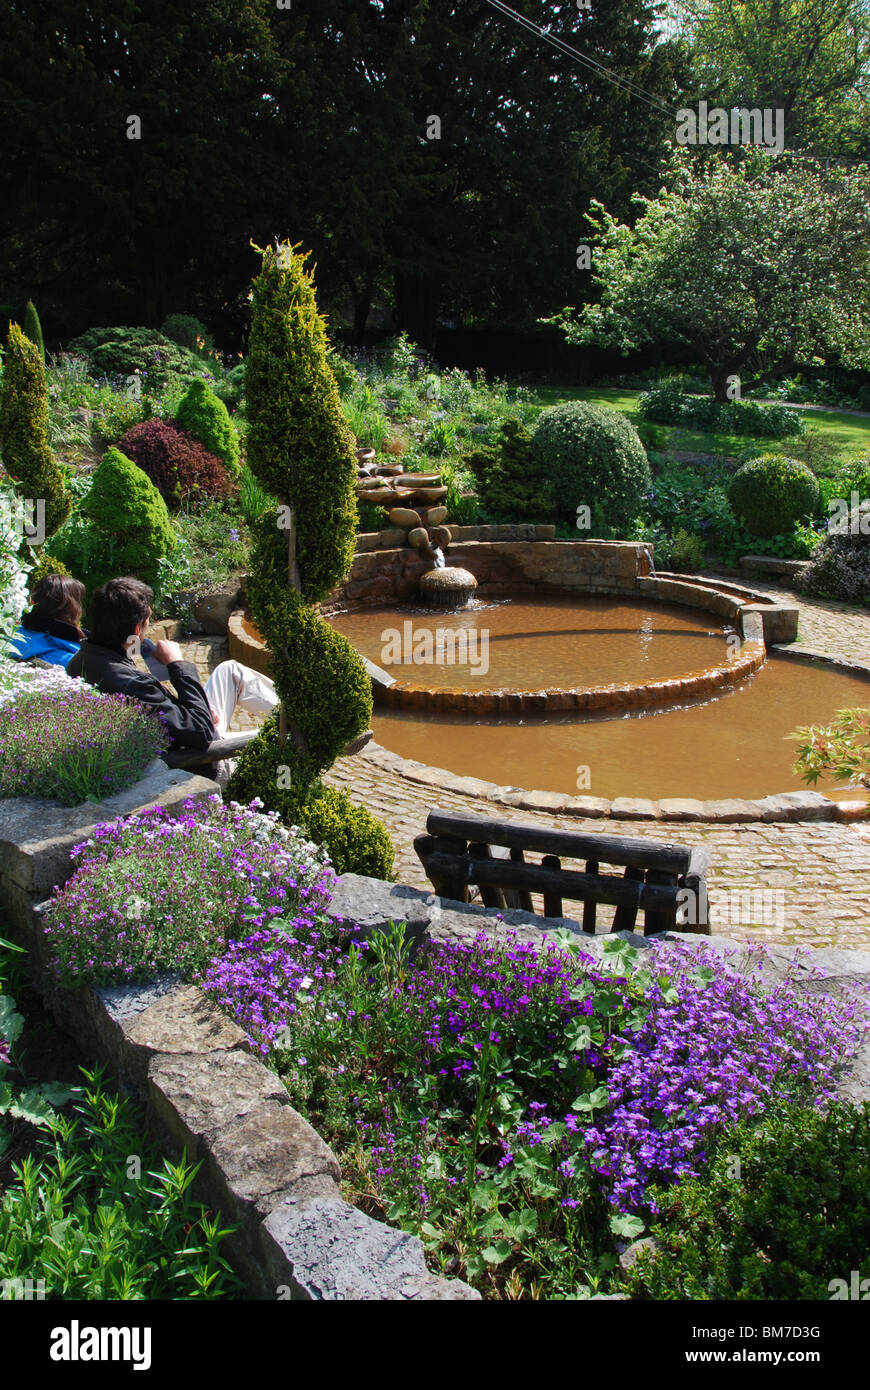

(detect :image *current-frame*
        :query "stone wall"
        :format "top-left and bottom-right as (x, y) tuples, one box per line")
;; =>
(322, 538), (649, 612)
(2, 798), (477, 1302)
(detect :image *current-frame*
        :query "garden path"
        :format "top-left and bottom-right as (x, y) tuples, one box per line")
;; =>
(182, 584), (870, 951)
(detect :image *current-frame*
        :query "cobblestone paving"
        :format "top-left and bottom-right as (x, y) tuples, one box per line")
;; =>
(717, 572), (870, 667)
(179, 593), (870, 951)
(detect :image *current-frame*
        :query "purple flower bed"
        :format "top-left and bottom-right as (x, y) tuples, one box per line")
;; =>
(199, 923), (865, 1273)
(0, 684), (168, 805)
(43, 795), (335, 983)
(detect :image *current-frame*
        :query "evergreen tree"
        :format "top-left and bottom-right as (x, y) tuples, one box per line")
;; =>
(227, 242), (391, 876)
(0, 323), (70, 536)
(22, 300), (44, 360)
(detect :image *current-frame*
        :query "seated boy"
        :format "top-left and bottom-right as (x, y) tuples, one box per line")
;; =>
(66, 576), (278, 751)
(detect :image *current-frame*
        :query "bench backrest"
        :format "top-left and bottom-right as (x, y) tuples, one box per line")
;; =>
(415, 809), (710, 935)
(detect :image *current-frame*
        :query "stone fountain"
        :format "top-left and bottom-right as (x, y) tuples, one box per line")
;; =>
(354, 450), (478, 611)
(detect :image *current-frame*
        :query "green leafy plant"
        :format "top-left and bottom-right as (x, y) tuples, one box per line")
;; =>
(233, 241), (377, 834)
(0, 1063), (242, 1299)
(624, 1101), (870, 1300)
(22, 300), (45, 361)
(728, 454), (820, 539)
(464, 417), (551, 521)
(68, 327), (208, 384)
(790, 707), (870, 789)
(669, 528), (705, 573)
(0, 323), (71, 537)
(50, 446), (176, 592)
(175, 378), (241, 477)
(531, 401), (651, 531)
(160, 313), (214, 355)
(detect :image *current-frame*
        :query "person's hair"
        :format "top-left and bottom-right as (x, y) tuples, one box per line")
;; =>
(88, 577), (153, 648)
(31, 573), (86, 629)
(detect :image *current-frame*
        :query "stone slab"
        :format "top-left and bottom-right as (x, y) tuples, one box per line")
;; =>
(610, 798), (661, 820)
(658, 798), (707, 822)
(259, 1195), (480, 1301)
(0, 763), (217, 899)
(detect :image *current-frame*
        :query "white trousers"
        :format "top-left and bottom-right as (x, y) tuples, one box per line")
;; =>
(203, 659), (279, 738)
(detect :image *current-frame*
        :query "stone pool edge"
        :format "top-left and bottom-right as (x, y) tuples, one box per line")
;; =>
(354, 632), (870, 828)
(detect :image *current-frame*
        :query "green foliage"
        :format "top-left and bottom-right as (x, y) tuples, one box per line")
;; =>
(175, 378), (240, 477)
(245, 244), (357, 604)
(464, 417), (552, 521)
(225, 712), (393, 878)
(639, 384), (803, 439)
(160, 313), (213, 354)
(791, 707), (870, 789)
(551, 153), (870, 399)
(26, 550), (70, 593)
(0, 1065), (242, 1299)
(68, 327), (208, 385)
(669, 529), (705, 573)
(239, 240), (376, 864)
(728, 454), (821, 539)
(22, 300), (44, 361)
(625, 1101), (870, 1300)
(68, 447), (175, 590)
(294, 785), (394, 878)
(0, 324), (71, 536)
(531, 401), (651, 531)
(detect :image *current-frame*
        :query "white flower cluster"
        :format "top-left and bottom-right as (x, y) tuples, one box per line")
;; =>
(0, 654), (95, 710)
(0, 480), (31, 650)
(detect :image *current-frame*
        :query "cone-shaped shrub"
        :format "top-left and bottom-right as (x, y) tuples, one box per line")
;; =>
(227, 242), (386, 874)
(81, 447), (175, 588)
(244, 243), (357, 603)
(0, 323), (70, 535)
(175, 379), (241, 477)
(22, 300), (45, 361)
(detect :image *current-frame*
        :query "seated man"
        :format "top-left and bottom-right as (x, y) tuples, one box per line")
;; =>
(67, 576), (278, 752)
(10, 574), (87, 668)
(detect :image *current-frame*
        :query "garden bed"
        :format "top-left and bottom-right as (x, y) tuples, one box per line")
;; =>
(10, 788), (869, 1300)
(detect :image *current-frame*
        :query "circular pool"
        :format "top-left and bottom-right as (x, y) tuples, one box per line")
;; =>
(326, 596), (870, 802)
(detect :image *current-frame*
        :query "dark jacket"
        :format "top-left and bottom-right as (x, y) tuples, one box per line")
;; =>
(9, 611), (84, 668)
(67, 639), (215, 751)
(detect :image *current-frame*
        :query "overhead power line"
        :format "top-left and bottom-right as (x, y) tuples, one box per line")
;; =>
(482, 0), (680, 117)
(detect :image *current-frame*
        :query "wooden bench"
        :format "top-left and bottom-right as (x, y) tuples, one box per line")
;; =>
(414, 810), (710, 935)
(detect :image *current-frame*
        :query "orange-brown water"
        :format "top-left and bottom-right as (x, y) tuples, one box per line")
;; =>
(330, 597), (730, 689)
(325, 598), (870, 801)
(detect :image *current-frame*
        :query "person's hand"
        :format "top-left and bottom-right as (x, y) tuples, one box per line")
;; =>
(153, 639), (183, 665)
(211, 707), (220, 727)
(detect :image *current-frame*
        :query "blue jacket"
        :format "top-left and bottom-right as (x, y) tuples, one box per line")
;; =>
(9, 613), (83, 668)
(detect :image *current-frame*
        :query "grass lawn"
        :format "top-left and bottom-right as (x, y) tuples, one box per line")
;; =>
(524, 386), (870, 473)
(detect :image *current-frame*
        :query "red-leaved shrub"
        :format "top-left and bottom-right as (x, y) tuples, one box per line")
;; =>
(116, 418), (235, 510)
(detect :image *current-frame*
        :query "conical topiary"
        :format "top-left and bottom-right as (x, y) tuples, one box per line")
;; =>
(22, 300), (45, 361)
(81, 447), (176, 589)
(175, 378), (241, 477)
(0, 322), (70, 536)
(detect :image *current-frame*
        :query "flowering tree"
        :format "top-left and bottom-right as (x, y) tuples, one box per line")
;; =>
(548, 152), (870, 401)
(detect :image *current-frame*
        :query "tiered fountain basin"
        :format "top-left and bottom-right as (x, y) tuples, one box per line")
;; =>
(342, 597), (765, 716)
(226, 537), (870, 806)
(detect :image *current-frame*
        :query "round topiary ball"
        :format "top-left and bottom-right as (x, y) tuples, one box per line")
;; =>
(728, 454), (820, 539)
(531, 401), (652, 530)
